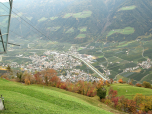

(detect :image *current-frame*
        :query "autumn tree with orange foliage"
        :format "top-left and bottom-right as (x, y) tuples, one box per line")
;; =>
(41, 69), (57, 86)
(50, 76), (61, 87)
(96, 78), (104, 89)
(23, 71), (35, 85)
(118, 78), (123, 83)
(34, 72), (42, 84)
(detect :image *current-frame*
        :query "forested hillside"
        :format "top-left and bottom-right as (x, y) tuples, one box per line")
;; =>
(10, 0), (152, 44)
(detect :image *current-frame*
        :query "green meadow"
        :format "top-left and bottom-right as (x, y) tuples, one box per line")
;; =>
(76, 34), (86, 38)
(63, 11), (92, 19)
(117, 40), (136, 48)
(50, 16), (58, 20)
(78, 27), (87, 32)
(137, 33), (152, 39)
(47, 26), (61, 31)
(0, 79), (112, 114)
(38, 17), (48, 22)
(118, 5), (136, 11)
(110, 84), (152, 99)
(107, 27), (135, 37)
(66, 28), (74, 33)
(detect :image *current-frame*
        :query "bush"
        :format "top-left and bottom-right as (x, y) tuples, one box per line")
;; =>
(136, 83), (142, 87)
(97, 87), (107, 99)
(108, 87), (117, 100)
(104, 99), (111, 105)
(134, 93), (152, 112)
(142, 81), (151, 88)
(123, 81), (126, 84)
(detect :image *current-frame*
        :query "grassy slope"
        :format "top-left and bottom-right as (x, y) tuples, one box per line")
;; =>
(107, 27), (134, 37)
(111, 84), (152, 99)
(118, 5), (136, 11)
(0, 79), (112, 114)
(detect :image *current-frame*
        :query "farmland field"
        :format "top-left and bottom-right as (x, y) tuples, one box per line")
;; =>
(50, 16), (58, 20)
(63, 10), (92, 18)
(38, 17), (48, 22)
(107, 27), (135, 37)
(66, 28), (74, 33)
(47, 26), (61, 31)
(118, 5), (136, 11)
(110, 84), (152, 99)
(78, 27), (87, 32)
(76, 34), (86, 38)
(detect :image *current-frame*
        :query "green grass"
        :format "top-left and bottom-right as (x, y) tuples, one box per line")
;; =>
(2, 57), (31, 64)
(98, 56), (104, 58)
(118, 5), (136, 11)
(78, 27), (87, 32)
(50, 16), (58, 20)
(76, 34), (86, 38)
(66, 28), (74, 33)
(38, 17), (48, 22)
(111, 84), (152, 99)
(47, 26), (61, 31)
(107, 27), (135, 37)
(78, 47), (84, 51)
(117, 40), (136, 48)
(63, 11), (92, 19)
(63, 13), (73, 18)
(0, 79), (112, 114)
(137, 33), (152, 39)
(116, 75), (129, 82)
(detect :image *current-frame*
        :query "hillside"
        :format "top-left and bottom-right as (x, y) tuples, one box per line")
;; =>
(10, 0), (152, 44)
(0, 79), (112, 114)
(110, 83), (152, 99)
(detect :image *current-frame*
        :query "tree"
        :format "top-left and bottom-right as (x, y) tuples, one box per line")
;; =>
(17, 71), (23, 82)
(97, 78), (104, 89)
(34, 72), (42, 84)
(118, 79), (123, 83)
(142, 81), (151, 88)
(97, 87), (107, 99)
(41, 69), (57, 86)
(6, 65), (12, 72)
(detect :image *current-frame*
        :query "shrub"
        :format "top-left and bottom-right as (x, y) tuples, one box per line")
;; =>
(134, 94), (152, 112)
(59, 82), (66, 90)
(142, 81), (151, 88)
(116, 102), (123, 111)
(114, 81), (117, 83)
(100, 99), (105, 103)
(1, 73), (9, 80)
(112, 97), (119, 108)
(136, 83), (142, 87)
(104, 99), (111, 105)
(108, 87), (117, 100)
(97, 87), (107, 99)
(123, 81), (126, 84)
(24, 71), (35, 85)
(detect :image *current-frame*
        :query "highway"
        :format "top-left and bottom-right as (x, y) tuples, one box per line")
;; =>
(70, 54), (107, 80)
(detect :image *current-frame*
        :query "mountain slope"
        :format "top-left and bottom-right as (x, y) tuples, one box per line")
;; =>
(0, 79), (111, 114)
(10, 0), (152, 44)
